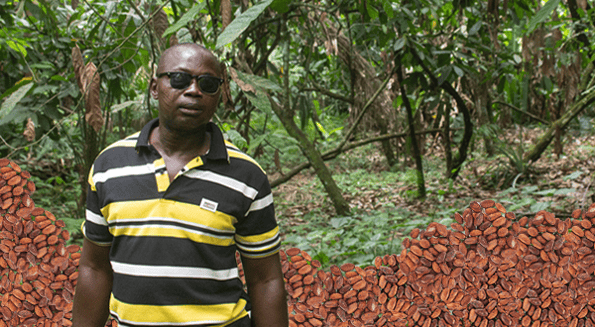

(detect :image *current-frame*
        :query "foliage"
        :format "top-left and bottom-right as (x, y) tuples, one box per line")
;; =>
(282, 207), (411, 268)
(2, 0), (595, 261)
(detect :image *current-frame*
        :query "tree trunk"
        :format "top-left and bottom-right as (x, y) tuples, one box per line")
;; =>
(269, 99), (350, 216)
(523, 90), (595, 163)
(410, 48), (473, 180)
(321, 22), (397, 167)
(268, 26), (350, 216)
(397, 64), (426, 199)
(269, 128), (447, 188)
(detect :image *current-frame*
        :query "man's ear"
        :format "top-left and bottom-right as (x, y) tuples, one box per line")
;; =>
(149, 77), (159, 99)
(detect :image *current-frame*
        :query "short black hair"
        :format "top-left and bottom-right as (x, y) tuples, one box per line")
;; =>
(157, 43), (222, 76)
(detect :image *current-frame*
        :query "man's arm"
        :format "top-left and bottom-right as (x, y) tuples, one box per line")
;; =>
(72, 238), (113, 327)
(241, 253), (288, 327)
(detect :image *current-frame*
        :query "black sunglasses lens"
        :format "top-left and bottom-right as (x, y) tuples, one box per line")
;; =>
(169, 73), (193, 89)
(199, 77), (220, 93)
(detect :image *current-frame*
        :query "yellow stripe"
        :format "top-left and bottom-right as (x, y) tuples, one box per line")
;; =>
(154, 158), (169, 192)
(112, 226), (235, 246)
(155, 172), (169, 192)
(110, 295), (248, 325)
(185, 156), (204, 171)
(101, 199), (236, 230)
(99, 138), (138, 156)
(236, 226), (279, 244)
(88, 165), (96, 191)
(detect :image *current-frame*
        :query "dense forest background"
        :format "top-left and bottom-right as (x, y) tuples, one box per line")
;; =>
(1, 0), (594, 266)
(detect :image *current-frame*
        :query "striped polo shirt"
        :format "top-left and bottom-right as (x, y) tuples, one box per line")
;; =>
(82, 119), (280, 327)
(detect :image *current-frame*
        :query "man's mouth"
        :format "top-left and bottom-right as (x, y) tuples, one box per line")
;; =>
(179, 107), (202, 115)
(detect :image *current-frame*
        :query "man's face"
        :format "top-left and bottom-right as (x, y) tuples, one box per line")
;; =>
(150, 45), (221, 134)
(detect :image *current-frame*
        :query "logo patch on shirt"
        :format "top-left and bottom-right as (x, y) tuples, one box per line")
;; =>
(200, 198), (219, 212)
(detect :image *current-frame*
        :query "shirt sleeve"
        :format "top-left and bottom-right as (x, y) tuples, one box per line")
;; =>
(234, 175), (280, 259)
(82, 165), (113, 246)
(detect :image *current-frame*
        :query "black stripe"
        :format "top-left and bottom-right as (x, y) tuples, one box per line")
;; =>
(237, 234), (280, 250)
(239, 244), (280, 257)
(111, 236), (238, 268)
(112, 273), (246, 306)
(114, 313), (251, 327)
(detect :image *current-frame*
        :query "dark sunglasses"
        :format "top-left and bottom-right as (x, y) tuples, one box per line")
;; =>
(157, 72), (224, 94)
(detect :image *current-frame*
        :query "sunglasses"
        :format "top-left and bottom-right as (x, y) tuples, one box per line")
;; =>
(157, 72), (224, 94)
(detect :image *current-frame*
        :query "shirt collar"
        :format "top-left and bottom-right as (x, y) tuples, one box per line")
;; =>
(136, 118), (230, 163)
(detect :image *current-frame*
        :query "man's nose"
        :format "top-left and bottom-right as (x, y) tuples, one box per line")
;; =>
(184, 78), (203, 96)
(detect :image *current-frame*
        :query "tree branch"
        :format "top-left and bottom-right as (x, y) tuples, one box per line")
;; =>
(493, 100), (549, 125)
(334, 65), (399, 153)
(410, 47), (473, 179)
(270, 128), (448, 188)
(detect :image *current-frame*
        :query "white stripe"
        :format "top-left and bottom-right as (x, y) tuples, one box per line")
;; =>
(111, 261), (239, 280)
(93, 163), (154, 184)
(86, 209), (108, 226)
(111, 312), (226, 326)
(185, 170), (258, 199)
(236, 237), (280, 252)
(112, 217), (234, 235)
(245, 193), (273, 216)
(111, 223), (234, 241)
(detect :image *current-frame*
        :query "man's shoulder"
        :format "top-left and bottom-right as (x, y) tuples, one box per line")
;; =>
(99, 132), (141, 155)
(93, 132), (143, 169)
(223, 140), (266, 175)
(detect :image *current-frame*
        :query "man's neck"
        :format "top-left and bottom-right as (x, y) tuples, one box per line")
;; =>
(150, 124), (211, 158)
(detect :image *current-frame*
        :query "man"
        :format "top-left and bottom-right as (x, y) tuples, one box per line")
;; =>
(72, 43), (288, 327)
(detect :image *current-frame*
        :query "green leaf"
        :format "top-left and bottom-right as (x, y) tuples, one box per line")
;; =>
(244, 91), (273, 115)
(468, 20), (482, 35)
(437, 66), (452, 86)
(553, 188), (576, 195)
(247, 134), (267, 153)
(50, 75), (68, 82)
(110, 100), (142, 113)
(526, 0), (560, 34)
(453, 65), (464, 77)
(216, 0), (274, 49)
(394, 37), (406, 51)
(367, 5), (379, 20)
(563, 171), (583, 181)
(383, 0), (395, 18)
(533, 188), (556, 196)
(6, 39), (28, 57)
(530, 201), (551, 213)
(0, 82), (34, 120)
(162, 2), (206, 39)
(235, 70), (282, 91)
(270, 0), (290, 13)
(225, 129), (248, 149)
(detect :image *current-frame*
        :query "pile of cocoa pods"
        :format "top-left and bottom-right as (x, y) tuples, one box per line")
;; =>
(3, 156), (595, 327)
(283, 200), (595, 327)
(0, 158), (85, 326)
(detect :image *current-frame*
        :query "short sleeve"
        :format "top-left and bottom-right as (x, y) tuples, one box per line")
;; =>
(82, 166), (113, 246)
(234, 177), (280, 258)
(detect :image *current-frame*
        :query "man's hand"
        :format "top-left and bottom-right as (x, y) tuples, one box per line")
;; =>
(241, 253), (288, 327)
(72, 239), (113, 327)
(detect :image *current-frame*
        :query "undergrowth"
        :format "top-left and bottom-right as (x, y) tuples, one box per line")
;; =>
(8, 129), (595, 267)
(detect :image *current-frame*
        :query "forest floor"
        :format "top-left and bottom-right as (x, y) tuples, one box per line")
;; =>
(271, 127), (595, 265)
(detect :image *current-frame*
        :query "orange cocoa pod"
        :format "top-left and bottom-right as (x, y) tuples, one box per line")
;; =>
(7, 175), (21, 186)
(340, 263), (354, 272)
